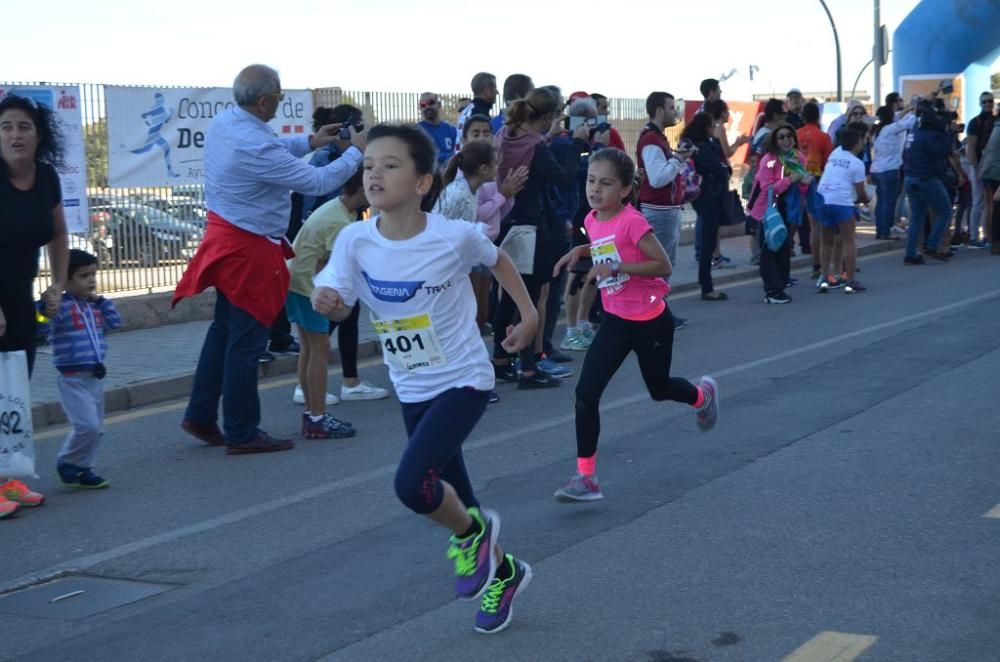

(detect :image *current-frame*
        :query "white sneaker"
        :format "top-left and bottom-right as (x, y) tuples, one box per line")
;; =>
(293, 385), (339, 406)
(341, 381), (390, 401)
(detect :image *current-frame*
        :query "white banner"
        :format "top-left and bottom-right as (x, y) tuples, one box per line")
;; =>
(106, 87), (314, 187)
(0, 85), (89, 233)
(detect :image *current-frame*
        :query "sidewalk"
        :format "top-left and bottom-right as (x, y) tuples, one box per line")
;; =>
(28, 225), (902, 429)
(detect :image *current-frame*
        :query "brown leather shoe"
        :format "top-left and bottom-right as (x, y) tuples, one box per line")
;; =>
(226, 431), (294, 455)
(181, 419), (225, 446)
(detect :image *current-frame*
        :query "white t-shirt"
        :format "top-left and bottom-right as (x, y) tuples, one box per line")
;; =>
(314, 213), (500, 403)
(817, 147), (866, 206)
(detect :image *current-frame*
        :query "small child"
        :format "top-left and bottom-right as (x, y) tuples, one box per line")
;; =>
(39, 249), (122, 488)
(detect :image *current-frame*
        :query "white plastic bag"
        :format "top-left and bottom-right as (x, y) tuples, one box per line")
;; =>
(0, 351), (36, 479)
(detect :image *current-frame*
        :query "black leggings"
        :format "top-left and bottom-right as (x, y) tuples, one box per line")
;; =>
(693, 196), (723, 294)
(394, 388), (489, 514)
(329, 304), (360, 380)
(0, 286), (38, 376)
(574, 307), (699, 459)
(756, 218), (791, 294)
(493, 272), (546, 372)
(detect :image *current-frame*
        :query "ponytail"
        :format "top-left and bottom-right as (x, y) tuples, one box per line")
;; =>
(504, 87), (560, 128)
(442, 152), (464, 187)
(421, 173), (443, 212)
(442, 142), (496, 187)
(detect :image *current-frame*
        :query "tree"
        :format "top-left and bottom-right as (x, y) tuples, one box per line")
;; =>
(992, 71), (999, 92)
(84, 118), (108, 189)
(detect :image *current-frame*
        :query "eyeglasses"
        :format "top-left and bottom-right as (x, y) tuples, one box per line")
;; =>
(419, 99), (438, 108)
(263, 92), (285, 102)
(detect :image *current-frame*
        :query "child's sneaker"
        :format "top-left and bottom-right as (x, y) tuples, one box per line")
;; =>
(553, 473), (604, 502)
(302, 413), (355, 439)
(474, 554), (533, 634)
(0, 479), (46, 506)
(446, 507), (500, 600)
(696, 376), (720, 432)
(57, 463), (109, 489)
(0, 496), (19, 519)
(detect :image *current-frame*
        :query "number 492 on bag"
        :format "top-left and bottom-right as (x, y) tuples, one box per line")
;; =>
(372, 313), (447, 372)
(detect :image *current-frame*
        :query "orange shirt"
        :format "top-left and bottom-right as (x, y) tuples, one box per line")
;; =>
(797, 123), (833, 177)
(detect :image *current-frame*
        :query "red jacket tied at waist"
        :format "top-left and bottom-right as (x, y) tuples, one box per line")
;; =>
(172, 212), (294, 327)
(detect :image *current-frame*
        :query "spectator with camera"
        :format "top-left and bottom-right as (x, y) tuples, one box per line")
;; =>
(418, 92), (459, 166)
(902, 98), (965, 264)
(491, 86), (590, 389)
(552, 93), (608, 354)
(870, 104), (917, 240)
(589, 93), (625, 150)
(964, 91), (996, 248)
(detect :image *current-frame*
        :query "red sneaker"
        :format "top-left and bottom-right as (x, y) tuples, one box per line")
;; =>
(0, 479), (45, 507)
(0, 496), (20, 519)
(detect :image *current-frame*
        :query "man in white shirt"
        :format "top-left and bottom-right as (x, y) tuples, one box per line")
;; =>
(176, 64), (366, 455)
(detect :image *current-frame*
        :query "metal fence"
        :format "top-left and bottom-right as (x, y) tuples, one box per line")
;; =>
(7, 81), (681, 297)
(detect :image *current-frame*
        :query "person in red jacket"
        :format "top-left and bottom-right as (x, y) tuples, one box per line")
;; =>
(174, 64), (366, 455)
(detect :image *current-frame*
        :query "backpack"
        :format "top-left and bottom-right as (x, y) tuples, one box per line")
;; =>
(672, 157), (702, 204)
(763, 187), (788, 251)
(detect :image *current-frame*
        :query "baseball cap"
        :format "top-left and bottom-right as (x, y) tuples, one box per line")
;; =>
(568, 90), (590, 102)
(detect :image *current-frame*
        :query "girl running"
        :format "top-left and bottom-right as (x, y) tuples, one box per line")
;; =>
(551, 149), (720, 502)
(311, 124), (535, 634)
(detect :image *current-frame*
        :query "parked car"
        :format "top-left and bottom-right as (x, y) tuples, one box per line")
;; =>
(142, 198), (209, 229)
(97, 205), (204, 267)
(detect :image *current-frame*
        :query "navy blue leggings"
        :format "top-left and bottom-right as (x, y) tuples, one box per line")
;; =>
(395, 388), (490, 514)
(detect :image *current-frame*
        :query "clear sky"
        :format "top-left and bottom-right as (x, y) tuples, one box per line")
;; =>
(2, 0), (994, 101)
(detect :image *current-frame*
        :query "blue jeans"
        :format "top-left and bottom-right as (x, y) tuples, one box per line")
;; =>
(903, 176), (952, 257)
(185, 292), (271, 444)
(640, 205), (683, 269)
(872, 169), (901, 237)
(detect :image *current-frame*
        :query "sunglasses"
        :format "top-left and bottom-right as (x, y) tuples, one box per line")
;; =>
(982, 100), (995, 105)
(419, 100), (438, 108)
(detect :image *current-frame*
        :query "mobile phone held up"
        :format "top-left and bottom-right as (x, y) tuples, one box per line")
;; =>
(564, 116), (597, 132)
(339, 114), (364, 140)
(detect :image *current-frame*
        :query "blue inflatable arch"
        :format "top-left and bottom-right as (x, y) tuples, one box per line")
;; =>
(893, 0), (1000, 119)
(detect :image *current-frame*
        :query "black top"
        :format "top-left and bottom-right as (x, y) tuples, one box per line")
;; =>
(0, 161), (61, 284)
(691, 138), (731, 199)
(968, 113), (995, 162)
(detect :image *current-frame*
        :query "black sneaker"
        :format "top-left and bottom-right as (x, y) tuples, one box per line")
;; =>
(764, 291), (792, 304)
(258, 351), (276, 364)
(904, 255), (925, 265)
(493, 362), (518, 383)
(672, 315), (688, 330)
(844, 279), (867, 294)
(269, 340), (301, 355)
(517, 372), (562, 389)
(58, 462), (109, 489)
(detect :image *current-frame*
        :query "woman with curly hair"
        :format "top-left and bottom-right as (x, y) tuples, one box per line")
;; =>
(0, 93), (70, 517)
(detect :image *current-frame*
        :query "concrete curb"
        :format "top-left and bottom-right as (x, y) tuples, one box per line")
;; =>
(31, 340), (383, 431)
(30, 239), (903, 431)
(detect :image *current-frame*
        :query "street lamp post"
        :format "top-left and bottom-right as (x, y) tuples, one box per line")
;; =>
(817, 0), (843, 101)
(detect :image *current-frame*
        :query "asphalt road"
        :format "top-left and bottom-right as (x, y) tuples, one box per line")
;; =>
(3, 249), (1000, 662)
